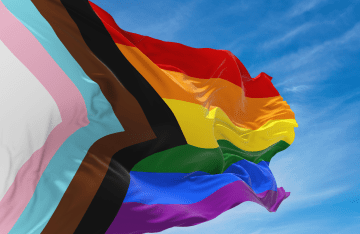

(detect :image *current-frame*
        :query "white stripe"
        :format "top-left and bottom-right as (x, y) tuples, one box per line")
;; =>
(0, 39), (62, 201)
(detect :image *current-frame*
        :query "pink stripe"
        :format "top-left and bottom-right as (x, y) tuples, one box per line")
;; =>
(0, 2), (89, 233)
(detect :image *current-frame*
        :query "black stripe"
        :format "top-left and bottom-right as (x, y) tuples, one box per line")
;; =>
(60, 0), (187, 233)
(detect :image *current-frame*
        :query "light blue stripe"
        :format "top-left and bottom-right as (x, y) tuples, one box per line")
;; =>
(125, 161), (277, 205)
(2, 1), (124, 233)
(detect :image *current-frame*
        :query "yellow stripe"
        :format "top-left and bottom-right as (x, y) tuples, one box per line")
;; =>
(164, 98), (298, 151)
(116, 43), (295, 130)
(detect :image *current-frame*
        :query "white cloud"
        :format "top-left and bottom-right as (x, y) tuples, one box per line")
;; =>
(262, 23), (315, 49)
(239, 216), (360, 234)
(286, 0), (326, 18)
(252, 22), (360, 87)
(253, 219), (331, 234)
(284, 85), (310, 92)
(113, 0), (203, 41)
(267, 93), (360, 214)
(288, 186), (352, 207)
(221, 1), (251, 14)
(332, 223), (360, 234)
(248, 229), (264, 234)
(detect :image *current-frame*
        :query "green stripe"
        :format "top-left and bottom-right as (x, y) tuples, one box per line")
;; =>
(132, 145), (224, 174)
(131, 140), (290, 174)
(220, 140), (290, 169)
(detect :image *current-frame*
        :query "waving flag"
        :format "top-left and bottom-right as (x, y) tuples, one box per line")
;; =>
(0, 0), (298, 234)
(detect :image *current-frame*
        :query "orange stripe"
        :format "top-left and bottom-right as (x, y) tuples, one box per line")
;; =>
(90, 2), (280, 98)
(116, 43), (295, 130)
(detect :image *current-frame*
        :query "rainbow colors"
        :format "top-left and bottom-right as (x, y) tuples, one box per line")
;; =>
(0, 0), (297, 233)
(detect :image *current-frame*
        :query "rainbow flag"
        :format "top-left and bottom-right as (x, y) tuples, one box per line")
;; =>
(0, 0), (298, 233)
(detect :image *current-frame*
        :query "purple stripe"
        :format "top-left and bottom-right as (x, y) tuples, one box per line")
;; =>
(106, 181), (290, 234)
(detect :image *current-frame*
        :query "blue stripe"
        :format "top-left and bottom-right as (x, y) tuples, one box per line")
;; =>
(2, 1), (124, 234)
(224, 160), (277, 194)
(124, 160), (276, 205)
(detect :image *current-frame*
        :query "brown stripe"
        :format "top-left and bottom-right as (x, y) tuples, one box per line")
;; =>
(31, 0), (156, 233)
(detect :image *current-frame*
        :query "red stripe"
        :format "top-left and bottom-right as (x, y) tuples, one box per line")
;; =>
(89, 2), (280, 98)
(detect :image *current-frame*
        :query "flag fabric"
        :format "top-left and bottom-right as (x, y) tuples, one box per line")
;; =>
(0, 0), (298, 233)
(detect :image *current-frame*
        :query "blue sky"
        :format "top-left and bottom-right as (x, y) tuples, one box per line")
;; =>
(91, 0), (360, 233)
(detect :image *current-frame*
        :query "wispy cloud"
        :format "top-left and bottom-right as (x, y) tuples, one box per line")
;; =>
(332, 223), (360, 234)
(252, 22), (360, 87)
(223, 0), (347, 59)
(220, 0), (251, 14)
(223, 37), (247, 55)
(248, 230), (264, 234)
(195, 0), (252, 24)
(113, 0), (203, 41)
(286, 0), (326, 18)
(284, 85), (311, 92)
(248, 216), (360, 234)
(262, 23), (315, 49)
(135, 11), (189, 41)
(252, 219), (333, 234)
(268, 92), (360, 211)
